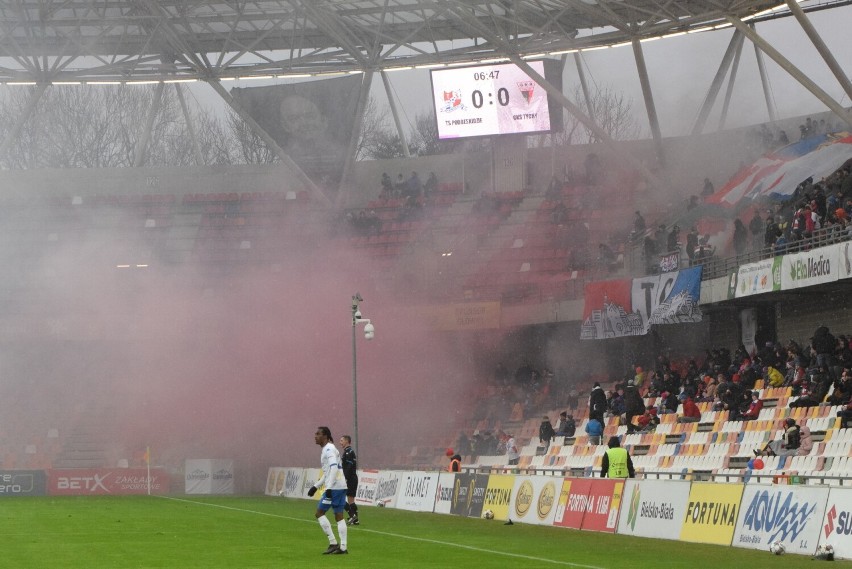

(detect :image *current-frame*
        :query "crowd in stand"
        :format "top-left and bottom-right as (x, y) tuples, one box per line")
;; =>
(598, 325), (851, 434)
(453, 324), (851, 465)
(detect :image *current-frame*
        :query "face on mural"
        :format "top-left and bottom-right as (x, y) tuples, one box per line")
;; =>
(279, 95), (328, 143)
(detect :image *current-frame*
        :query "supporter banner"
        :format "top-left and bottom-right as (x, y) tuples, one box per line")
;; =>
(0, 470), (47, 496)
(659, 251), (680, 273)
(433, 472), (456, 515)
(818, 487), (852, 560)
(617, 479), (691, 540)
(780, 245), (839, 290)
(49, 468), (169, 495)
(741, 308), (757, 356)
(185, 459), (234, 495)
(418, 302), (502, 331)
(482, 474), (515, 520)
(734, 257), (782, 298)
(733, 484), (828, 555)
(355, 469), (380, 507)
(230, 76), (362, 186)
(374, 470), (402, 508)
(510, 476), (558, 526)
(581, 267), (703, 340)
(707, 132), (852, 207)
(840, 241), (852, 281)
(680, 482), (743, 545)
(397, 471), (439, 512)
(553, 478), (623, 533)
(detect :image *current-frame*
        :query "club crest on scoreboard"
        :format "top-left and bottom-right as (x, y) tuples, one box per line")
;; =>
(440, 89), (466, 113)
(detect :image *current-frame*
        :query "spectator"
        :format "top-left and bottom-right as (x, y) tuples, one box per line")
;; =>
(623, 380), (645, 433)
(600, 436), (635, 479)
(757, 418), (801, 457)
(657, 391), (679, 415)
(677, 397), (701, 423)
(733, 218), (748, 256)
(812, 326), (837, 378)
(764, 212), (781, 249)
(634, 405), (659, 433)
(740, 391), (763, 421)
(610, 388), (626, 421)
(828, 368), (851, 406)
(701, 177), (714, 197)
(667, 225), (680, 253)
(447, 449), (462, 472)
(764, 365), (785, 388)
(589, 382), (607, 423)
(839, 400), (852, 429)
(797, 424), (813, 456)
(585, 417), (603, 446)
(597, 243), (617, 269)
(455, 432), (471, 456)
(748, 210), (764, 250)
(686, 227), (699, 266)
(423, 172), (438, 197)
(633, 211), (646, 234)
(538, 416), (556, 450)
(505, 434), (519, 466)
(555, 412), (576, 437)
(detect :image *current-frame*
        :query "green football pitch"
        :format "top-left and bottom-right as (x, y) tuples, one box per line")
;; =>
(0, 495), (846, 568)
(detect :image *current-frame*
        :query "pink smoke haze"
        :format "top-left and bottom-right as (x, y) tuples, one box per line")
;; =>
(0, 229), (482, 489)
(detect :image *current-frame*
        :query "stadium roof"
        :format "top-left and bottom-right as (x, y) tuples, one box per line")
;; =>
(0, 0), (844, 83)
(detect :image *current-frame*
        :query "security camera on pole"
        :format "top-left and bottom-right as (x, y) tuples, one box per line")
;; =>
(351, 293), (374, 458)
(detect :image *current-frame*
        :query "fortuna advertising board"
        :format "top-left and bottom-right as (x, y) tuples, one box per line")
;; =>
(354, 469), (380, 507)
(553, 478), (624, 532)
(679, 482), (743, 545)
(397, 471), (439, 512)
(510, 475), (559, 526)
(818, 487), (852, 560)
(733, 484), (829, 555)
(481, 474), (515, 520)
(617, 479), (691, 539)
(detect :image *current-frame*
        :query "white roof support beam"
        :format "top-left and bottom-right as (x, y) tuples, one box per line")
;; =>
(785, 0), (852, 102)
(632, 38), (665, 169)
(726, 15), (852, 128)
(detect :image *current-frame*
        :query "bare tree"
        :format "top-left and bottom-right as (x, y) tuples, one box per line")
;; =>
(408, 110), (461, 157)
(552, 85), (642, 146)
(0, 85), (238, 169)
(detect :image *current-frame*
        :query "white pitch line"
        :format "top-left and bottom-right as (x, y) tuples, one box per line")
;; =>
(157, 496), (608, 569)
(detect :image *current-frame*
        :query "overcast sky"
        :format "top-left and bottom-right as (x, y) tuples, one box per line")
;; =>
(185, 5), (852, 139)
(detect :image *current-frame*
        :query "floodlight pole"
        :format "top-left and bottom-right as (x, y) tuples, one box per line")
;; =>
(351, 293), (374, 459)
(351, 295), (360, 459)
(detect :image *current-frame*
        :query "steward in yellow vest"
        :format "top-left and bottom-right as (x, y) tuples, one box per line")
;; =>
(600, 436), (635, 478)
